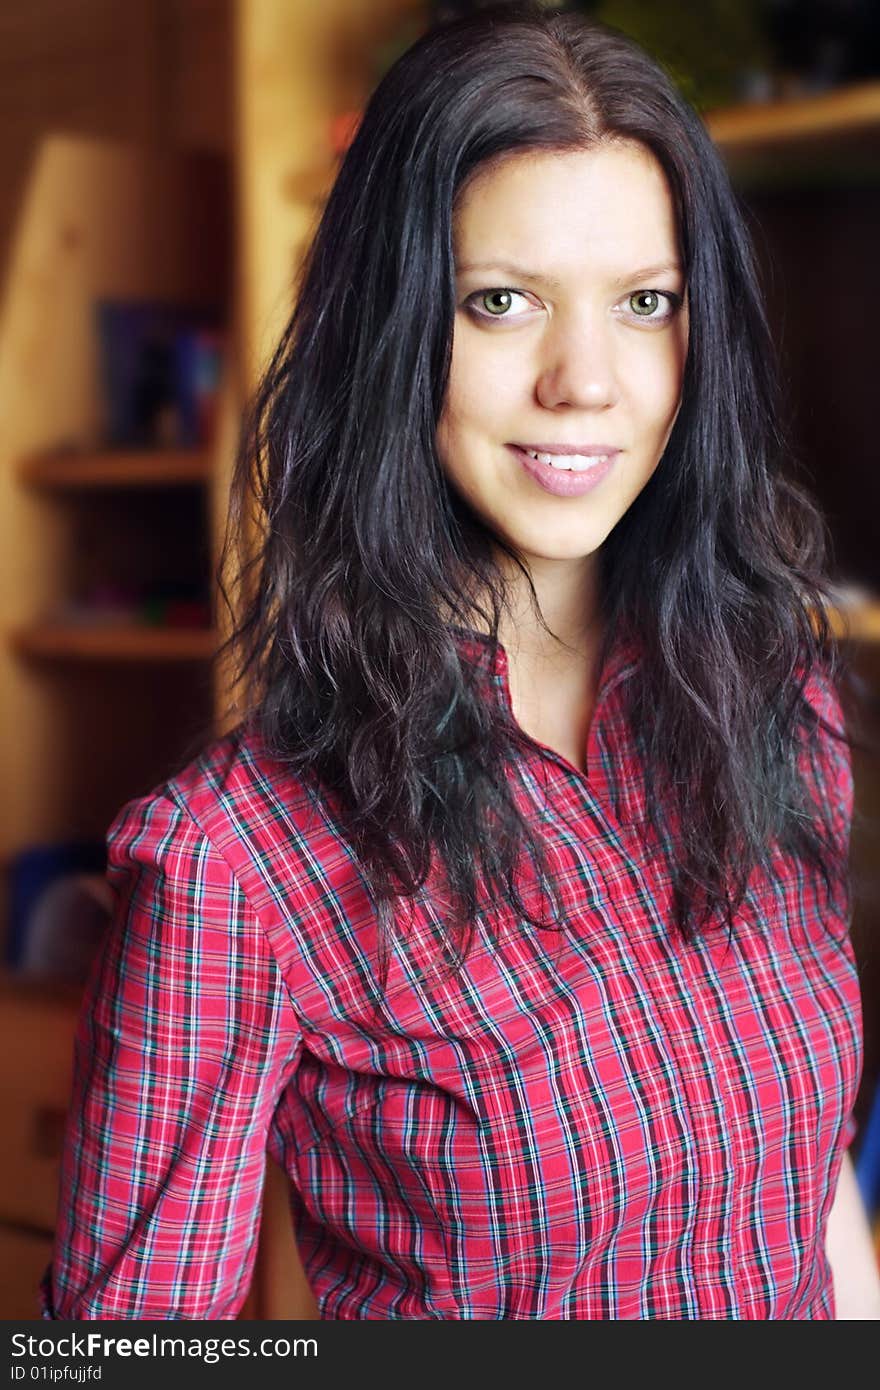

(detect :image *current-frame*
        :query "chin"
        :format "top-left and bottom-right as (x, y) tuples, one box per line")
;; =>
(515, 522), (610, 562)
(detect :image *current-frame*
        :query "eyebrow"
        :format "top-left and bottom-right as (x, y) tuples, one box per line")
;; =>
(455, 261), (684, 287)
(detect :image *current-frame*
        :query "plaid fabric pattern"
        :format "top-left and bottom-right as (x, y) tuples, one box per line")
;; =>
(41, 631), (862, 1319)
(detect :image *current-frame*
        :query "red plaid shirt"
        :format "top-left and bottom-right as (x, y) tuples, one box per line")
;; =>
(41, 631), (861, 1319)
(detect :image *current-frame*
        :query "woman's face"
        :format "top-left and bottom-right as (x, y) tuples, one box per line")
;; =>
(436, 142), (689, 572)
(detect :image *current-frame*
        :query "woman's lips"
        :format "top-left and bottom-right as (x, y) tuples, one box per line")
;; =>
(507, 444), (618, 497)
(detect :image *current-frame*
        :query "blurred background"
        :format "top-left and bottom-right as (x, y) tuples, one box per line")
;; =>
(0, 0), (879, 1319)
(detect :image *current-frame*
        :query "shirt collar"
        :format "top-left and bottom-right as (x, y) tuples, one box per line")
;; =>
(449, 624), (641, 704)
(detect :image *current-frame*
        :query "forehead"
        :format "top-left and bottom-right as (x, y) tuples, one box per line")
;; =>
(453, 143), (681, 276)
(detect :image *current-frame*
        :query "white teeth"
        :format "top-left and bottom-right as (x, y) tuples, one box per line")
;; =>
(526, 448), (608, 472)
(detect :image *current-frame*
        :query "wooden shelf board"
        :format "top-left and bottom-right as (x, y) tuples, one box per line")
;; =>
(706, 80), (880, 150)
(9, 624), (218, 662)
(825, 600), (880, 644)
(0, 968), (82, 1010)
(16, 449), (213, 490)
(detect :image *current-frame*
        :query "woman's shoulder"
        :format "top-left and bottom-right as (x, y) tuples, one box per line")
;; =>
(166, 721), (318, 829)
(776, 660), (854, 881)
(108, 721), (340, 891)
(796, 660), (851, 773)
(101, 724), (376, 1012)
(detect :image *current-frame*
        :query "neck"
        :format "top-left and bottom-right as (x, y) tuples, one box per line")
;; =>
(495, 554), (602, 669)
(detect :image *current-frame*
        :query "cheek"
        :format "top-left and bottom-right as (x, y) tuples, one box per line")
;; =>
(436, 348), (465, 450)
(444, 329), (522, 428)
(630, 338), (686, 433)
(438, 381), (493, 462)
(647, 355), (687, 460)
(662, 314), (689, 412)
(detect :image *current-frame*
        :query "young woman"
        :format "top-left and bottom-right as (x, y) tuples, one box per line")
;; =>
(42, 3), (879, 1319)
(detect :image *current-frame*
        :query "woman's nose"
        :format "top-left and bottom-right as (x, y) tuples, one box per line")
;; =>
(535, 320), (619, 411)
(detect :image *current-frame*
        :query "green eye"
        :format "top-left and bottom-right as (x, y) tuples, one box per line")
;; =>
(463, 288), (533, 322)
(630, 290), (661, 316)
(482, 290), (514, 315)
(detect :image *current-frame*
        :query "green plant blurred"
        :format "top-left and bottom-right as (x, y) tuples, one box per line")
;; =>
(374, 1), (774, 114)
(589, 0), (772, 112)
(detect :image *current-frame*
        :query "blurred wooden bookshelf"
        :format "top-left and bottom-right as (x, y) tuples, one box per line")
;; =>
(825, 599), (880, 645)
(16, 448), (213, 490)
(705, 80), (880, 149)
(0, 133), (229, 935)
(9, 623), (218, 663)
(706, 79), (880, 187)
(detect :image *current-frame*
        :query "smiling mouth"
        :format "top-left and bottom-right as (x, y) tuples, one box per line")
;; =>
(516, 447), (617, 473)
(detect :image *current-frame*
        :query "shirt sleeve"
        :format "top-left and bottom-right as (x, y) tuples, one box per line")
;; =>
(800, 667), (862, 1161)
(39, 788), (302, 1319)
(801, 663), (855, 865)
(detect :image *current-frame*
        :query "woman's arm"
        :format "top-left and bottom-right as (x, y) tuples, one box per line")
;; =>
(42, 789), (302, 1319)
(826, 1150), (880, 1319)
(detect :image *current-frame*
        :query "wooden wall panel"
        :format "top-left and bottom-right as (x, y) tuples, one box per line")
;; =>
(162, 0), (233, 153)
(0, 0), (232, 282)
(234, 0), (424, 388)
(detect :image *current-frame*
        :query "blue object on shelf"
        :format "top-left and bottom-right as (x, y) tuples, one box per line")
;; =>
(94, 299), (223, 449)
(6, 841), (106, 968)
(173, 326), (224, 447)
(854, 1076), (880, 1219)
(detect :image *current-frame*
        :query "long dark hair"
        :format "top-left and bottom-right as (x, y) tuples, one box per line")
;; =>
(213, 0), (866, 984)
